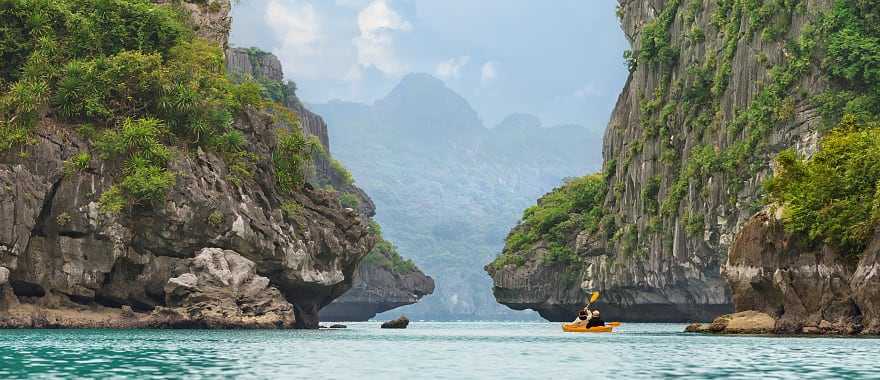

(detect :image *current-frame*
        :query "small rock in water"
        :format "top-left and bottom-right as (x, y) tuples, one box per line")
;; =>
(330, 324), (347, 329)
(381, 316), (409, 329)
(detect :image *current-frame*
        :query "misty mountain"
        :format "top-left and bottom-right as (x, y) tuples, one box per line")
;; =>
(312, 73), (603, 320)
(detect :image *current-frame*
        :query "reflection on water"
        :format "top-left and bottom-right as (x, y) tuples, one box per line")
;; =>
(1, 323), (878, 379)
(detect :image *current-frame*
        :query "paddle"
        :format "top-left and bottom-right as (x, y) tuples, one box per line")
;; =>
(589, 291), (600, 305)
(585, 291), (622, 327)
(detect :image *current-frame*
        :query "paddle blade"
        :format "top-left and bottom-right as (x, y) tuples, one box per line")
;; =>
(590, 291), (600, 303)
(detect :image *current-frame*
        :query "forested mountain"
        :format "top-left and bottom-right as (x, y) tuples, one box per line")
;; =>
(313, 74), (603, 319)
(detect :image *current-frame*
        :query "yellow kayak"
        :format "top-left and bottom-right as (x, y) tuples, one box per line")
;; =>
(562, 322), (621, 333)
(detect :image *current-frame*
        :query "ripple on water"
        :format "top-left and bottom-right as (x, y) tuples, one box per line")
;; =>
(0, 323), (879, 379)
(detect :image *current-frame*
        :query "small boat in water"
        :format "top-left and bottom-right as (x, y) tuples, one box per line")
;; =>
(562, 322), (621, 333)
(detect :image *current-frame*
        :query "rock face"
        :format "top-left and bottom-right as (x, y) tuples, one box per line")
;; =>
(161, 248), (295, 328)
(319, 257), (435, 321)
(226, 47), (435, 322)
(489, 0), (831, 321)
(0, 3), (375, 329)
(0, 109), (373, 328)
(153, 0), (232, 48)
(225, 47), (376, 217)
(718, 210), (880, 334)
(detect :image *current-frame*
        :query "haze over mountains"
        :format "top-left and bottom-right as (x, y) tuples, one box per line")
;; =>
(312, 73), (603, 319)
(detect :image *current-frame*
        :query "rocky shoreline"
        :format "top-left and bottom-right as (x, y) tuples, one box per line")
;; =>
(683, 210), (880, 336)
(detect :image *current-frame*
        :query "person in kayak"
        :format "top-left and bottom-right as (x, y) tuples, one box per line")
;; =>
(585, 310), (605, 328)
(571, 308), (591, 327)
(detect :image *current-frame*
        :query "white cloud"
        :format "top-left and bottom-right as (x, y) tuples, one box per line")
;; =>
(435, 56), (470, 80)
(481, 61), (497, 85)
(334, 0), (371, 8)
(353, 0), (412, 75)
(265, 0), (323, 78)
(573, 83), (602, 98)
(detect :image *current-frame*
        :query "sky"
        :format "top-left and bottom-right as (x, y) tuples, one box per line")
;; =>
(230, 0), (629, 130)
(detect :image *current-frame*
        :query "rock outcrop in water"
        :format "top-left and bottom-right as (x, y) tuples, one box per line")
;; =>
(489, 0), (835, 322)
(320, 249), (435, 321)
(0, 0), (379, 329)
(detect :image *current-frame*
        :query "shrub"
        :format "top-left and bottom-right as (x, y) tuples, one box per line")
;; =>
(98, 186), (126, 215)
(207, 210), (224, 227)
(1, 0), (319, 216)
(500, 174), (606, 256)
(332, 159), (354, 185)
(63, 152), (91, 175)
(281, 201), (302, 219)
(56, 212), (71, 226)
(119, 162), (176, 205)
(274, 128), (319, 193)
(339, 192), (360, 209)
(363, 232), (418, 274)
(766, 116), (880, 255)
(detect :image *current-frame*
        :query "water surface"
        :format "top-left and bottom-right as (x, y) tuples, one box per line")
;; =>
(1, 322), (878, 379)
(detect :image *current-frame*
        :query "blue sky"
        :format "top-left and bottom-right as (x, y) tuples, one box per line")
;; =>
(230, 0), (629, 130)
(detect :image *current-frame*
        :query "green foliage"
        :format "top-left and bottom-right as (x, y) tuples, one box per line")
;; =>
(339, 192), (360, 209)
(638, 0), (681, 66)
(683, 213), (705, 237)
(280, 201), (302, 219)
(331, 158), (355, 186)
(490, 253), (526, 270)
(63, 152), (91, 175)
(119, 161), (176, 205)
(273, 127), (318, 193)
(364, 231), (418, 274)
(542, 243), (578, 265)
(766, 117), (880, 255)
(98, 186), (126, 215)
(207, 210), (224, 227)
(494, 174), (606, 270)
(56, 212), (71, 226)
(94, 118), (175, 206)
(641, 176), (661, 214)
(0, 0), (305, 212)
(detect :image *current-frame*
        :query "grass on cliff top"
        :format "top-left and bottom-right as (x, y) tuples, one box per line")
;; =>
(0, 0), (315, 210)
(492, 174), (608, 269)
(364, 222), (418, 274)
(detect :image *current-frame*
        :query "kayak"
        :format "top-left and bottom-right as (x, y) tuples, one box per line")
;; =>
(562, 322), (621, 333)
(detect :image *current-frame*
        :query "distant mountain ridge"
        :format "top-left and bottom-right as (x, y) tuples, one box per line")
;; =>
(313, 73), (603, 320)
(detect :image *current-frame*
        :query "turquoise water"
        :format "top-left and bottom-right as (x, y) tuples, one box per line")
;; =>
(1, 322), (878, 379)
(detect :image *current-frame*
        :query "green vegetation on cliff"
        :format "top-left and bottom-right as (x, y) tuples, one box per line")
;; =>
(364, 222), (417, 274)
(766, 1), (880, 256)
(494, 0), (880, 269)
(767, 118), (880, 255)
(0, 0), (314, 210)
(493, 174), (608, 268)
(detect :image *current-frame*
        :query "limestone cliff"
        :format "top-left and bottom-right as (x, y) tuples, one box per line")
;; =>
(0, 0), (374, 329)
(225, 47), (376, 217)
(225, 48), (432, 321)
(489, 0), (834, 321)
